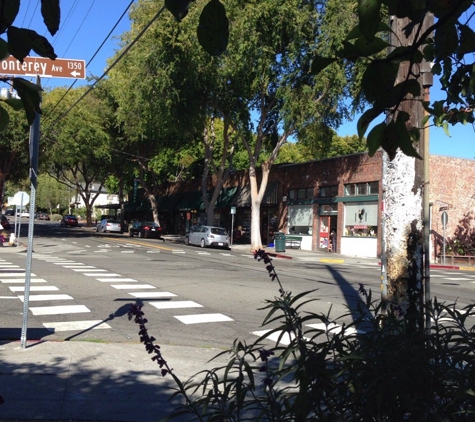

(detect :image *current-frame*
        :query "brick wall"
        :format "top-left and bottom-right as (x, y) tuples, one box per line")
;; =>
(430, 155), (475, 257)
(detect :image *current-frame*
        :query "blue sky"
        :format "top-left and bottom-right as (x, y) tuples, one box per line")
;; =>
(12, 1), (475, 160)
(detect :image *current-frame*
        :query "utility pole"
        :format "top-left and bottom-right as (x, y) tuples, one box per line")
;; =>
(382, 14), (432, 328)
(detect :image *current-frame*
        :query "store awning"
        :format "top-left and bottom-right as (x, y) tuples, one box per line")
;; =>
(232, 182), (278, 207)
(215, 186), (238, 209)
(175, 191), (205, 212)
(157, 194), (182, 213)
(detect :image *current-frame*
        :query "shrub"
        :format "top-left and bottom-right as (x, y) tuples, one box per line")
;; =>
(129, 250), (475, 421)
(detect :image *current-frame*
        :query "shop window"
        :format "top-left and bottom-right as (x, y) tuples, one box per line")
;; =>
(288, 205), (312, 235)
(344, 202), (378, 237)
(319, 185), (338, 197)
(344, 182), (378, 196)
(289, 190), (296, 200)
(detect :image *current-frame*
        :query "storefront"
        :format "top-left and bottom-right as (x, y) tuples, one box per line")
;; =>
(339, 182), (379, 258)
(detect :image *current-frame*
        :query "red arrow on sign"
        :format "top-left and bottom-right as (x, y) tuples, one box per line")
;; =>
(0, 56), (86, 79)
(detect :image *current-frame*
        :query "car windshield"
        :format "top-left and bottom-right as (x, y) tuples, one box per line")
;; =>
(210, 227), (227, 235)
(107, 220), (120, 224)
(143, 222), (158, 227)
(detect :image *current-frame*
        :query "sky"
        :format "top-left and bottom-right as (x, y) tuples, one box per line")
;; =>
(10, 0), (475, 161)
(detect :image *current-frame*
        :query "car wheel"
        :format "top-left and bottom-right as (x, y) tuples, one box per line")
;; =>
(184, 236), (190, 245)
(129, 230), (133, 237)
(200, 238), (205, 248)
(96, 226), (99, 232)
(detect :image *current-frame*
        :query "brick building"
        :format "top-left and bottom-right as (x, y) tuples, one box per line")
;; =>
(130, 152), (474, 261)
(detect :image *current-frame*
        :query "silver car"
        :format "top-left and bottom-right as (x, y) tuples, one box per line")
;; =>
(185, 225), (230, 249)
(96, 218), (122, 233)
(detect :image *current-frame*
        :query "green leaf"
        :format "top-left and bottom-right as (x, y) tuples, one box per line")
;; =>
(457, 24), (475, 58)
(41, 0), (60, 36)
(0, 104), (10, 132)
(354, 36), (388, 57)
(442, 120), (450, 136)
(6, 26), (30, 60)
(310, 56), (337, 75)
(366, 122), (385, 156)
(358, 0), (382, 42)
(0, 0), (20, 33)
(345, 21), (390, 41)
(165, 0), (192, 22)
(3, 97), (23, 111)
(361, 61), (399, 103)
(387, 46), (423, 64)
(29, 30), (57, 59)
(357, 107), (382, 138)
(12, 77), (42, 125)
(197, 0), (229, 56)
(7, 26), (56, 61)
(0, 38), (9, 60)
(434, 22), (458, 61)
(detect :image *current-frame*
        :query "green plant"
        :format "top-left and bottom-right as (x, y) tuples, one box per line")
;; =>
(129, 250), (475, 421)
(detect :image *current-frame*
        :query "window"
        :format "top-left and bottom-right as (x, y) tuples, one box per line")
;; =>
(344, 202), (378, 237)
(344, 182), (379, 196)
(319, 185), (338, 197)
(288, 205), (313, 235)
(289, 188), (313, 201)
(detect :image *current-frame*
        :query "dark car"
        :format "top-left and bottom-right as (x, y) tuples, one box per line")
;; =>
(128, 221), (163, 239)
(60, 215), (79, 227)
(4, 209), (14, 216)
(1, 215), (11, 230)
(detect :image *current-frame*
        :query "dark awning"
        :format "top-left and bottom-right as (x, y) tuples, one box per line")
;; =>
(175, 191), (205, 212)
(215, 186), (238, 209)
(232, 182), (278, 207)
(157, 194), (182, 213)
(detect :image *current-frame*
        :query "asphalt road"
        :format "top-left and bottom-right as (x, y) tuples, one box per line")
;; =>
(1, 220), (474, 349)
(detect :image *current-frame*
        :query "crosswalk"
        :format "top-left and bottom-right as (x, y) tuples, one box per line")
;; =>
(0, 254), (235, 338)
(2, 255), (475, 344)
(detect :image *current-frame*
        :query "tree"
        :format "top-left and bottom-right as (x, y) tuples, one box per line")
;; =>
(109, 0), (239, 227)
(212, 0), (363, 250)
(40, 86), (114, 226)
(35, 173), (70, 215)
(0, 105), (29, 209)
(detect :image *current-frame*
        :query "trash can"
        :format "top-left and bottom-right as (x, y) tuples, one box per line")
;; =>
(274, 232), (286, 252)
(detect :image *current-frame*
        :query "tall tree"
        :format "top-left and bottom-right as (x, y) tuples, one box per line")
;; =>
(214, 0), (363, 250)
(109, 0), (238, 226)
(40, 86), (114, 226)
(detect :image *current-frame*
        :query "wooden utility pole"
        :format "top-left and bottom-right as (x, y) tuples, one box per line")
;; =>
(382, 14), (433, 328)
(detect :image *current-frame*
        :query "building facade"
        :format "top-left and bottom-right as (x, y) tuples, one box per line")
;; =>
(128, 152), (475, 260)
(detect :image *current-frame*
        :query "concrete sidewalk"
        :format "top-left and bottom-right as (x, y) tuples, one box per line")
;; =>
(0, 340), (229, 422)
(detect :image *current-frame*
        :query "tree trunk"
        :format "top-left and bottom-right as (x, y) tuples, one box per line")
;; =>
(249, 163), (270, 251)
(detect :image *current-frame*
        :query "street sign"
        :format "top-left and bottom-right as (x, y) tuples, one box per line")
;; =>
(0, 55), (86, 79)
(11, 191), (30, 207)
(441, 211), (448, 228)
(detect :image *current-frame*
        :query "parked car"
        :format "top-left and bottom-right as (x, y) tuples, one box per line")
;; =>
(60, 215), (79, 227)
(185, 225), (230, 249)
(96, 218), (123, 233)
(4, 209), (14, 216)
(36, 213), (50, 220)
(0, 215), (11, 230)
(128, 221), (163, 239)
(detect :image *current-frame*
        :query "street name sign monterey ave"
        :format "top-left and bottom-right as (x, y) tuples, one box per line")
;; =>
(0, 55), (86, 79)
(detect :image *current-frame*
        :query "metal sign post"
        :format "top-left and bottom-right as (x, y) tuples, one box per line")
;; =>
(441, 211), (448, 266)
(230, 206), (236, 246)
(20, 76), (41, 349)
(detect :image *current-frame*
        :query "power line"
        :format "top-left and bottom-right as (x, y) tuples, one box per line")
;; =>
(53, 4), (166, 124)
(43, 0), (135, 121)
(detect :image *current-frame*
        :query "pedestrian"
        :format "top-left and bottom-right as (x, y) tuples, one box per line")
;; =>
(330, 228), (336, 252)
